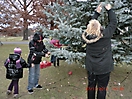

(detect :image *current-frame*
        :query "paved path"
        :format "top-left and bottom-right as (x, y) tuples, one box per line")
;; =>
(2, 41), (29, 45)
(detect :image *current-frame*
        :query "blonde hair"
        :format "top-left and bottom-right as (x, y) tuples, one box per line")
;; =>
(82, 19), (103, 44)
(85, 19), (102, 37)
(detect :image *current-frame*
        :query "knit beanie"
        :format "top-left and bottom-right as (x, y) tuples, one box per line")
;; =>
(14, 47), (22, 55)
(14, 47), (22, 68)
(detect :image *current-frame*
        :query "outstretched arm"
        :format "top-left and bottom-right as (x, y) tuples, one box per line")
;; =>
(4, 58), (10, 67)
(92, 3), (102, 19)
(103, 4), (117, 38)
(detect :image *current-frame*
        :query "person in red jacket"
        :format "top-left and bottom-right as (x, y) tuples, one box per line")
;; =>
(50, 38), (63, 67)
(82, 3), (117, 99)
(50, 38), (62, 48)
(4, 47), (29, 98)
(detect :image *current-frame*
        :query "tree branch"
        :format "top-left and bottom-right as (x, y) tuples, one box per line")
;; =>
(28, 8), (34, 14)
(117, 27), (125, 33)
(6, 0), (19, 11)
(18, 0), (23, 7)
(27, 0), (34, 8)
(27, 0), (35, 14)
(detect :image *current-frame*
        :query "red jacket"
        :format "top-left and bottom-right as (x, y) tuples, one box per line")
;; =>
(50, 39), (62, 48)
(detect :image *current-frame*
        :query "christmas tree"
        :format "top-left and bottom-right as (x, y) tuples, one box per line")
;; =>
(41, 0), (132, 66)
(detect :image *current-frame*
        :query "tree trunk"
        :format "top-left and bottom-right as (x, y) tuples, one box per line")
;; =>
(23, 27), (28, 40)
(23, 18), (28, 40)
(23, 0), (28, 40)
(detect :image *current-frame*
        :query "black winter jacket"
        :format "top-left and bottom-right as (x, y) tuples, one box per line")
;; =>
(27, 33), (48, 64)
(82, 9), (117, 75)
(4, 54), (29, 80)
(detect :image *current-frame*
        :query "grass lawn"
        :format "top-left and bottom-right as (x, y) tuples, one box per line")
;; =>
(0, 36), (24, 41)
(0, 44), (87, 99)
(0, 42), (132, 99)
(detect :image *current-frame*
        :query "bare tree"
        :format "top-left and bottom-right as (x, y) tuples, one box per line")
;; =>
(0, 0), (54, 40)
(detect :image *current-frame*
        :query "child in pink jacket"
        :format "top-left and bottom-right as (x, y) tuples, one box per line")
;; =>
(50, 38), (62, 67)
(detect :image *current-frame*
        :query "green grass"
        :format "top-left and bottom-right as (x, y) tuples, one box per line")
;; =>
(0, 36), (24, 41)
(0, 44), (87, 99)
(0, 41), (132, 99)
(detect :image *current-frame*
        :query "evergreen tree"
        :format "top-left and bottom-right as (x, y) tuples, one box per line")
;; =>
(112, 0), (132, 64)
(41, 0), (132, 66)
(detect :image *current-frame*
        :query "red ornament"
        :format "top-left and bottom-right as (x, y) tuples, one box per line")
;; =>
(40, 61), (44, 69)
(40, 61), (51, 69)
(68, 71), (72, 75)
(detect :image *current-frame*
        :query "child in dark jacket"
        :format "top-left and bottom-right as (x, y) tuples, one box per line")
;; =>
(4, 47), (29, 98)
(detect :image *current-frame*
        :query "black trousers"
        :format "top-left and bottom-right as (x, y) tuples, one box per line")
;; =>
(87, 71), (110, 99)
(50, 55), (59, 66)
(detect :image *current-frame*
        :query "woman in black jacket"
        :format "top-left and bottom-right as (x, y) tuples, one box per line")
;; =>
(4, 47), (29, 98)
(82, 3), (117, 99)
(27, 32), (50, 94)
